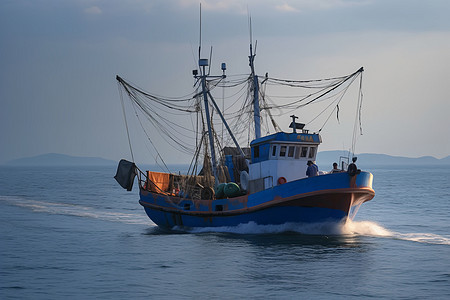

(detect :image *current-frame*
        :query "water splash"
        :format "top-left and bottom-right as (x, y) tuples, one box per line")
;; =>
(344, 220), (450, 245)
(341, 220), (393, 237)
(182, 220), (394, 236)
(184, 221), (350, 235)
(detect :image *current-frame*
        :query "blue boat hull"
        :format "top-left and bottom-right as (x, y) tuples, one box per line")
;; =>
(138, 171), (374, 229)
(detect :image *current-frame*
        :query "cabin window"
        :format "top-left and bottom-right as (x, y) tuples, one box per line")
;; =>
(280, 145), (287, 157)
(272, 145), (277, 157)
(288, 146), (295, 158)
(253, 146), (259, 158)
(309, 147), (316, 158)
(295, 146), (300, 159)
(301, 147), (308, 157)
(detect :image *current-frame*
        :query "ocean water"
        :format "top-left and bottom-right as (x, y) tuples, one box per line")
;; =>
(0, 165), (449, 299)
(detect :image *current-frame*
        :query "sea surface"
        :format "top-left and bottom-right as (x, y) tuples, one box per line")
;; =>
(1, 164), (449, 299)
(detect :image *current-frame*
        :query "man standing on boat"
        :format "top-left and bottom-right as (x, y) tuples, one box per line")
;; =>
(306, 161), (319, 177)
(330, 162), (341, 173)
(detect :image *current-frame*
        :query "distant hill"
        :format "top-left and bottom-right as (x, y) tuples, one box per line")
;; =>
(317, 151), (450, 166)
(3, 152), (449, 167)
(3, 153), (116, 167)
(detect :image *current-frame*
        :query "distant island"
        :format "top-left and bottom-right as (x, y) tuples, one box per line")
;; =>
(2, 152), (450, 167)
(317, 151), (450, 167)
(3, 153), (116, 167)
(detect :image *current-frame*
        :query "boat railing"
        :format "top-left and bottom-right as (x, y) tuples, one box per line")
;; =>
(339, 156), (350, 171)
(137, 169), (173, 195)
(264, 175), (274, 189)
(249, 175), (274, 193)
(135, 167), (215, 199)
(135, 166), (147, 189)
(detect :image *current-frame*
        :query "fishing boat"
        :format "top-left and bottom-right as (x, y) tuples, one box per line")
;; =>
(114, 32), (375, 229)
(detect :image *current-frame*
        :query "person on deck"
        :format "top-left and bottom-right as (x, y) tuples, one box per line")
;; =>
(306, 160), (319, 177)
(330, 162), (341, 173)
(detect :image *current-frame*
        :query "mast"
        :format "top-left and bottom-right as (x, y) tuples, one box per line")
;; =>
(249, 21), (261, 139)
(199, 59), (220, 187)
(196, 4), (219, 187)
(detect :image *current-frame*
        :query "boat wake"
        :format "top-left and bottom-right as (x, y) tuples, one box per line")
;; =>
(0, 195), (149, 225)
(181, 220), (450, 245)
(343, 220), (450, 245)
(391, 232), (450, 245)
(184, 221), (347, 235)
(3, 195), (448, 245)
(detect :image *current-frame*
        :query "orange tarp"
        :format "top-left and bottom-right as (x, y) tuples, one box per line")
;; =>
(147, 171), (170, 193)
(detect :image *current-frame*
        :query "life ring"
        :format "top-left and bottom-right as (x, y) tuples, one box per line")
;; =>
(277, 177), (287, 185)
(347, 163), (357, 177)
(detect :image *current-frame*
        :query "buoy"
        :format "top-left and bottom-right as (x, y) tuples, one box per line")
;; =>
(214, 183), (226, 199)
(224, 182), (240, 197)
(277, 177), (287, 185)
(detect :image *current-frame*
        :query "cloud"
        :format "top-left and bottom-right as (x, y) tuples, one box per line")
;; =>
(299, 0), (369, 10)
(177, 0), (246, 13)
(176, 0), (367, 14)
(84, 6), (102, 15)
(275, 3), (299, 12)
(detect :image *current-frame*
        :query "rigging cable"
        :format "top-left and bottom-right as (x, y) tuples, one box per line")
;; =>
(118, 81), (135, 162)
(314, 75), (358, 132)
(351, 71), (364, 157)
(129, 96), (171, 173)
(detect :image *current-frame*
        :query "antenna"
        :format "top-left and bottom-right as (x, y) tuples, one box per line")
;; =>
(248, 14), (261, 139)
(249, 14), (252, 46)
(248, 14), (253, 58)
(198, 3), (202, 62)
(248, 14), (256, 71)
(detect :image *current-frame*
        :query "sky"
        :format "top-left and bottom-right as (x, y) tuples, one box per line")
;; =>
(1, 0), (450, 165)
